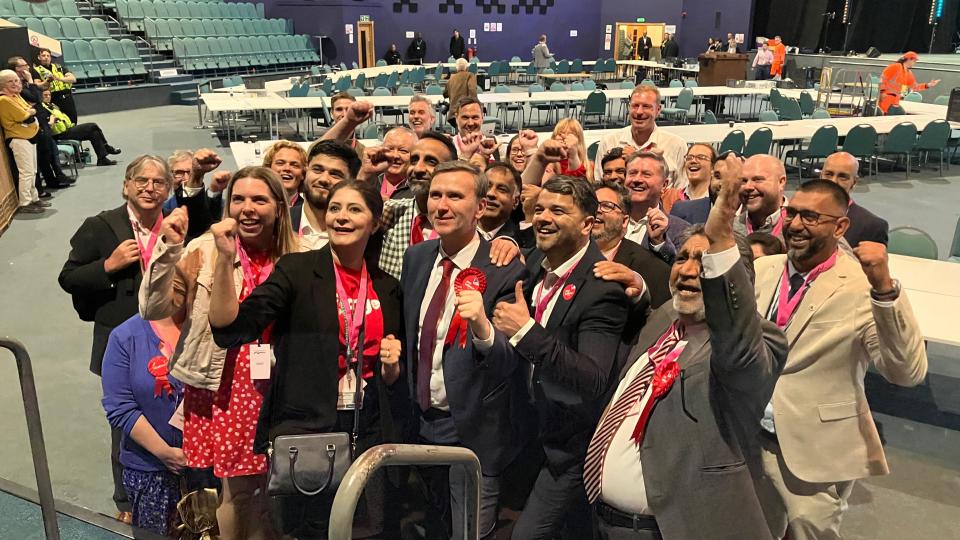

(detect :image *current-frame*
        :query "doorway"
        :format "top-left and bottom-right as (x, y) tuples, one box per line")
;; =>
(614, 22), (666, 61)
(357, 21), (376, 69)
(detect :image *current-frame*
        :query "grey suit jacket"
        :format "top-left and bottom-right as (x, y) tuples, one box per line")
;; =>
(614, 257), (787, 539)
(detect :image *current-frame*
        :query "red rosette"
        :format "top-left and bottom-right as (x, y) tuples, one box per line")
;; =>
(445, 268), (488, 348)
(630, 359), (680, 445)
(148, 355), (174, 398)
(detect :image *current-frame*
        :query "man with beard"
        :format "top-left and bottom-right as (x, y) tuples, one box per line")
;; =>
(408, 95), (437, 137)
(819, 151), (889, 247)
(752, 179), (926, 540)
(593, 85), (687, 187)
(492, 176), (629, 539)
(292, 140), (361, 250)
(670, 144), (723, 225)
(585, 154), (787, 540)
(357, 126), (418, 200)
(479, 162), (531, 247)
(621, 151), (690, 264)
(735, 154), (787, 240)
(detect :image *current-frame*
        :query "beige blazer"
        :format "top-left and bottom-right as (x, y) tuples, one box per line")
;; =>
(754, 252), (927, 483)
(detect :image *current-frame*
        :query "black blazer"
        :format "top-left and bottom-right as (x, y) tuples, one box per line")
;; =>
(59, 204), (168, 374)
(493, 218), (537, 252)
(612, 238), (671, 353)
(211, 246), (406, 454)
(844, 202), (889, 247)
(449, 36), (466, 58)
(401, 238), (534, 475)
(513, 242), (629, 473)
(620, 257), (787, 539)
(669, 197), (712, 226)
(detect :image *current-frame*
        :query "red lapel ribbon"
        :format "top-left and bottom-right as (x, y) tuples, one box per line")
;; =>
(630, 322), (686, 445)
(147, 355), (175, 398)
(444, 267), (487, 349)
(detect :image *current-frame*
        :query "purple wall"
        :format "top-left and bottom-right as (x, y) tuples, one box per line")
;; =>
(252, 0), (754, 65)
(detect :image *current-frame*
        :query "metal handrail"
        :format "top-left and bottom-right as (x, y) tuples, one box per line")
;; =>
(0, 337), (60, 540)
(328, 444), (480, 540)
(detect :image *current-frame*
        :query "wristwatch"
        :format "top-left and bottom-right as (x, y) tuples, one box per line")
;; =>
(870, 279), (901, 302)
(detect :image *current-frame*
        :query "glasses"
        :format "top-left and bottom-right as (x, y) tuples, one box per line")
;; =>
(129, 177), (169, 191)
(596, 201), (624, 215)
(172, 169), (192, 178)
(782, 206), (843, 226)
(685, 153), (712, 162)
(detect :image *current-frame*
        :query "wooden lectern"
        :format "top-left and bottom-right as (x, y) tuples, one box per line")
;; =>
(697, 53), (749, 86)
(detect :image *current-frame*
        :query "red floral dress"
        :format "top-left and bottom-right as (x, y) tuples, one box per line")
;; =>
(182, 253), (273, 478)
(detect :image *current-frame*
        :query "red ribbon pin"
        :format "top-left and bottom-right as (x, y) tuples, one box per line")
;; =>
(444, 268), (487, 348)
(147, 356), (175, 398)
(630, 358), (681, 445)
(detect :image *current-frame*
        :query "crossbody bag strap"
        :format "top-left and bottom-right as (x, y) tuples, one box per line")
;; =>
(350, 327), (364, 459)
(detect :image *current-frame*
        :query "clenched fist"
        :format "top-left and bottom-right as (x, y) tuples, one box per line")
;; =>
(210, 218), (238, 257)
(347, 101), (374, 124)
(160, 207), (189, 245)
(104, 239), (141, 273)
(646, 207), (669, 245)
(379, 334), (402, 385)
(537, 139), (567, 164)
(853, 241), (894, 293)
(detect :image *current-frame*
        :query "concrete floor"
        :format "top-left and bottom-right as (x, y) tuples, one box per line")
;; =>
(0, 104), (958, 537)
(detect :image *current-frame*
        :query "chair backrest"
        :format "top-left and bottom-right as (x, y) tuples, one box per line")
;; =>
(494, 85), (510, 94)
(880, 122), (918, 153)
(758, 110), (779, 122)
(704, 110), (718, 124)
(780, 98), (803, 120)
(669, 79), (683, 88)
(620, 80), (635, 90)
(529, 83), (545, 93)
(811, 108), (831, 119)
(886, 104), (906, 115)
(397, 85), (415, 96)
(550, 82), (566, 91)
(584, 90), (606, 114)
(640, 79), (654, 86)
(914, 119), (951, 151)
(570, 82), (585, 91)
(675, 88), (694, 109)
(583, 79), (597, 91)
(587, 141), (600, 162)
(372, 87), (390, 96)
(805, 125), (839, 158)
(743, 127), (773, 157)
(798, 91), (815, 116)
(75, 17), (94, 38)
(718, 130), (745, 154)
(888, 227), (939, 259)
(950, 215), (960, 260)
(841, 124), (878, 157)
(354, 72), (366, 89)
(934, 95), (949, 106)
(684, 79), (698, 88)
(511, 56), (521, 62)
(904, 92), (923, 103)
(376, 59), (386, 67)
(426, 84), (443, 95)
(347, 87), (364, 97)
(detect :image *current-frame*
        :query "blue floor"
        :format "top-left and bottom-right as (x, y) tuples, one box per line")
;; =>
(0, 490), (125, 540)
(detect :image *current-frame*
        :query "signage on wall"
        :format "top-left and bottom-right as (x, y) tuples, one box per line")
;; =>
(635, 17), (646, 23)
(665, 25), (676, 33)
(359, 15), (370, 21)
(569, 30), (577, 37)
(604, 34), (611, 50)
(469, 29), (476, 38)
(345, 24), (353, 34)
(605, 25), (612, 33)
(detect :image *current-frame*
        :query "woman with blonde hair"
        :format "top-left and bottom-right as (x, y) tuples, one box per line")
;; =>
(542, 117), (591, 182)
(139, 166), (297, 539)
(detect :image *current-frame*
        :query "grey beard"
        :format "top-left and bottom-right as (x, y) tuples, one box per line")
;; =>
(670, 285), (706, 322)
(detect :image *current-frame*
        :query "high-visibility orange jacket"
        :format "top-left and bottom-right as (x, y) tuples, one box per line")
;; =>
(878, 61), (928, 112)
(770, 40), (787, 76)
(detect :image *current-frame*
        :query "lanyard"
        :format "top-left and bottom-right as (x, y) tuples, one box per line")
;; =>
(746, 207), (785, 237)
(132, 216), (163, 271)
(775, 251), (838, 328)
(334, 261), (369, 359)
(236, 237), (274, 293)
(533, 262), (578, 323)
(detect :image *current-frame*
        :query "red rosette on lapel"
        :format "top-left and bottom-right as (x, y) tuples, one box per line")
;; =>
(147, 355), (175, 398)
(444, 268), (487, 348)
(630, 358), (680, 445)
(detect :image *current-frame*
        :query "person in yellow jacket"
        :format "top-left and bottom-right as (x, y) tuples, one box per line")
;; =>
(878, 51), (940, 113)
(32, 48), (77, 124)
(0, 69), (45, 213)
(42, 90), (121, 165)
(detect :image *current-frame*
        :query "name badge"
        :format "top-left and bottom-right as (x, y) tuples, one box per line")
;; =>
(250, 344), (272, 380)
(337, 370), (366, 411)
(168, 400), (185, 431)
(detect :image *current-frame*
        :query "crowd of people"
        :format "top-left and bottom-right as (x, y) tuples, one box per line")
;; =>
(54, 80), (928, 540)
(1, 49), (120, 215)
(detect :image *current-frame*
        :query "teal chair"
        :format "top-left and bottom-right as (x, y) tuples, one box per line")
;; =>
(587, 141), (599, 162)
(785, 125), (838, 181)
(494, 85), (522, 129)
(798, 92), (816, 117)
(661, 88), (694, 124)
(873, 122), (917, 178)
(759, 110), (779, 122)
(886, 104), (906, 115)
(888, 227), (939, 259)
(948, 216), (960, 262)
(580, 90), (607, 129)
(376, 59), (386, 67)
(583, 79), (597, 91)
(669, 79), (683, 88)
(912, 119), (951, 177)
(904, 92), (923, 103)
(718, 130), (745, 154)
(743, 127), (774, 157)
(779, 98), (803, 121)
(703, 110), (718, 124)
(811, 108), (831, 119)
(841, 124), (878, 179)
(934, 95), (949, 105)
(426, 84), (443, 95)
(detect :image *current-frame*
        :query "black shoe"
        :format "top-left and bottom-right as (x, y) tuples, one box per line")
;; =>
(105, 145), (122, 155)
(56, 175), (77, 185)
(38, 191), (52, 199)
(97, 158), (117, 166)
(16, 205), (45, 214)
(32, 199), (53, 208)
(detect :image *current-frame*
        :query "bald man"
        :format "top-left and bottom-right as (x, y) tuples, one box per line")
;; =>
(735, 154), (787, 240)
(357, 126), (419, 199)
(820, 152), (888, 247)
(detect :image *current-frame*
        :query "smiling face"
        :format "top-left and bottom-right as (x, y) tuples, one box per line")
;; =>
(601, 156), (627, 184)
(457, 103), (483, 137)
(483, 167), (518, 227)
(628, 91), (660, 132)
(409, 138), (453, 197)
(408, 100), (435, 136)
(325, 186), (377, 251)
(533, 190), (593, 258)
(782, 190), (848, 266)
(820, 153), (859, 193)
(228, 177), (280, 244)
(740, 155), (786, 216)
(123, 162), (171, 213)
(670, 234), (708, 321)
(684, 144), (714, 186)
(428, 170), (485, 241)
(269, 147), (306, 196)
(624, 156), (666, 211)
(591, 187), (628, 246)
(304, 153), (350, 210)
(1, 73), (22, 96)
(382, 129), (416, 177)
(507, 140), (528, 171)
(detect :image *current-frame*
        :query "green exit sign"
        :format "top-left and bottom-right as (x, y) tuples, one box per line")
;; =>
(360, 15), (370, 21)
(636, 17), (646, 22)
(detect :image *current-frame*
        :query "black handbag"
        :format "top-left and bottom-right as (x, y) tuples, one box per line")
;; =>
(267, 329), (364, 497)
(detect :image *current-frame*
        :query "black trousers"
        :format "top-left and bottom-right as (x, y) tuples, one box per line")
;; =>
(511, 462), (592, 540)
(35, 130), (66, 187)
(756, 64), (771, 80)
(51, 90), (78, 124)
(110, 424), (131, 512)
(58, 122), (109, 160)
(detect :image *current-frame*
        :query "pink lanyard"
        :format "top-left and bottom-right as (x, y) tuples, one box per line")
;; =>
(132, 216), (162, 270)
(533, 263), (578, 323)
(746, 208), (785, 237)
(334, 261), (369, 358)
(775, 251), (838, 328)
(235, 237), (274, 293)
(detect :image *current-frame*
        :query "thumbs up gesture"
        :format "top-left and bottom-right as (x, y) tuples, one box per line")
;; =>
(493, 281), (531, 338)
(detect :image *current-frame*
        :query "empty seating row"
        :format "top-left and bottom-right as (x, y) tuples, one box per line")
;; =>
(0, 0), (79, 18)
(117, 0), (261, 31)
(145, 17), (286, 51)
(7, 16), (111, 40)
(172, 35), (317, 71)
(61, 38), (147, 80)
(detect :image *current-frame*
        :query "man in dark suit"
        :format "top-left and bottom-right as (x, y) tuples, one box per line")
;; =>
(493, 175), (630, 539)
(623, 151), (691, 264)
(585, 153), (787, 539)
(58, 154), (172, 522)
(820, 151), (889, 247)
(639, 32), (653, 61)
(401, 161), (532, 539)
(481, 162), (536, 250)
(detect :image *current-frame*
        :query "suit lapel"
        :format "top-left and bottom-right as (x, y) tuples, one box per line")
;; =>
(311, 247), (339, 332)
(103, 205), (135, 243)
(784, 259), (848, 346)
(545, 243), (601, 329)
(409, 241), (440, 317)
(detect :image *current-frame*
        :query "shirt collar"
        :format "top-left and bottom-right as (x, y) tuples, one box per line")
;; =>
(618, 124), (662, 150)
(299, 205), (326, 237)
(126, 204), (154, 235)
(478, 222), (506, 241)
(439, 232), (481, 270)
(542, 241), (590, 277)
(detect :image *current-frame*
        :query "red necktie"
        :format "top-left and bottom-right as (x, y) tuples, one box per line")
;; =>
(417, 258), (455, 411)
(411, 214), (429, 245)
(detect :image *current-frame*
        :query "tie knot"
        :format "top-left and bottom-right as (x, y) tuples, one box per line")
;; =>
(440, 257), (455, 275)
(544, 271), (560, 290)
(789, 273), (805, 297)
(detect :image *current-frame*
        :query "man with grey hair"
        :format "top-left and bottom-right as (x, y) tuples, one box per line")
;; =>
(492, 175), (630, 539)
(408, 94), (436, 137)
(400, 159), (532, 539)
(163, 148), (230, 242)
(585, 153), (786, 538)
(58, 154), (173, 523)
(622, 151), (691, 264)
(532, 34), (555, 70)
(357, 126), (418, 199)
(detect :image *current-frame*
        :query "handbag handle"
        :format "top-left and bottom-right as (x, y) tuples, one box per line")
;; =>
(288, 444), (337, 496)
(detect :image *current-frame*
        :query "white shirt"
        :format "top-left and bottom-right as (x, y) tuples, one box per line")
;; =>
(599, 245), (740, 513)
(593, 125), (689, 190)
(126, 204), (159, 262)
(625, 217), (648, 245)
(418, 234), (494, 410)
(478, 222), (506, 242)
(510, 242), (590, 345)
(298, 205), (329, 251)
